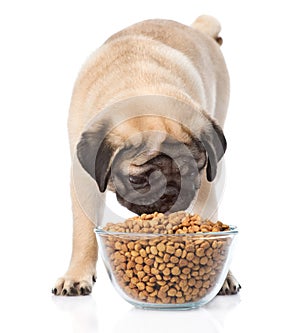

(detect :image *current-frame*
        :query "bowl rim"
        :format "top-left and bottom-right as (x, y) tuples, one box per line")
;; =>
(94, 225), (238, 238)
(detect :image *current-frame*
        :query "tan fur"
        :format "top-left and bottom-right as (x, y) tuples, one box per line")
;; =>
(53, 16), (230, 296)
(192, 15), (221, 39)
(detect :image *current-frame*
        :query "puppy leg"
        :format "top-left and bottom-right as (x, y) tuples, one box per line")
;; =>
(193, 177), (241, 295)
(218, 270), (241, 295)
(192, 176), (218, 221)
(52, 181), (98, 296)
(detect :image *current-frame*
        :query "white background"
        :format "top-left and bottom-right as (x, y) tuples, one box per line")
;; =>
(0, 0), (299, 332)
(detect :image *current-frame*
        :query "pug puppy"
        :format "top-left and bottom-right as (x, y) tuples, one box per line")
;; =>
(52, 15), (240, 296)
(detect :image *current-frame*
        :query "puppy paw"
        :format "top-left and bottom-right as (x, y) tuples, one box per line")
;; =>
(52, 273), (97, 296)
(218, 271), (241, 295)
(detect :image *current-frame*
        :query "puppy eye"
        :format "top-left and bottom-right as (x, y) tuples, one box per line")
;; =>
(189, 170), (197, 177)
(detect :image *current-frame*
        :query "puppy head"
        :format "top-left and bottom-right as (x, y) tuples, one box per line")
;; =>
(77, 96), (226, 215)
(106, 129), (208, 214)
(77, 115), (226, 215)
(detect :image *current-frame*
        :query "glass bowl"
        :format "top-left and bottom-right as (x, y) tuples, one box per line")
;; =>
(95, 226), (238, 310)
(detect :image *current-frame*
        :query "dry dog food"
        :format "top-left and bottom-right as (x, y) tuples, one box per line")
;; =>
(102, 211), (231, 305)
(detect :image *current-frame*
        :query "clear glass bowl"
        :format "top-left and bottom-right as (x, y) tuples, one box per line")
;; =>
(95, 226), (238, 310)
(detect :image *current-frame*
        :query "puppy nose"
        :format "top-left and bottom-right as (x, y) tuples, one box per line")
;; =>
(129, 175), (148, 185)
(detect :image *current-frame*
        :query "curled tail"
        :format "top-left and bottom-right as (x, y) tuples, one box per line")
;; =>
(192, 15), (223, 45)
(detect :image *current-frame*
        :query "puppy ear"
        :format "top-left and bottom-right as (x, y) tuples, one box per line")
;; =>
(95, 138), (117, 192)
(77, 124), (119, 192)
(200, 120), (227, 182)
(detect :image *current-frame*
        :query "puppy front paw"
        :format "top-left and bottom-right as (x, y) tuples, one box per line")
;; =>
(52, 273), (97, 296)
(218, 271), (241, 295)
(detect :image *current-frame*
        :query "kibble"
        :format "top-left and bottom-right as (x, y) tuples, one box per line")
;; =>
(102, 211), (231, 305)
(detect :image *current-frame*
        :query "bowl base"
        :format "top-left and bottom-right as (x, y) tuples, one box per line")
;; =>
(128, 300), (203, 311)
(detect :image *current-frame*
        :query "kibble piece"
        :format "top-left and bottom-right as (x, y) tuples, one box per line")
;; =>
(212, 240), (218, 249)
(151, 267), (159, 275)
(192, 256), (200, 265)
(135, 264), (144, 271)
(195, 280), (203, 289)
(158, 263), (166, 271)
(176, 297), (185, 304)
(192, 225), (200, 232)
(157, 243), (166, 252)
(142, 275), (150, 282)
(185, 295), (192, 302)
(166, 262), (175, 268)
(191, 288), (198, 296)
(170, 256), (179, 264)
(202, 273), (210, 281)
(134, 243), (142, 251)
(200, 256), (209, 265)
(171, 267), (181, 276)
(167, 288), (177, 297)
(125, 270), (133, 278)
(203, 280), (210, 289)
(155, 256), (164, 264)
(131, 250), (139, 257)
(157, 290), (167, 299)
(185, 243), (195, 252)
(127, 261), (135, 269)
(181, 250), (187, 258)
(163, 253), (170, 263)
(182, 267), (191, 275)
(186, 252), (195, 261)
(115, 241), (122, 250)
(144, 258), (154, 266)
(146, 286), (154, 293)
(179, 259), (188, 267)
(150, 246), (158, 255)
(170, 276), (179, 283)
(135, 256), (144, 264)
(200, 241), (210, 249)
(166, 245), (175, 254)
(136, 282), (145, 290)
(174, 248), (182, 257)
(207, 259), (214, 267)
(196, 248), (205, 257)
(131, 277), (139, 285)
(138, 291), (147, 300)
(205, 248), (213, 257)
(188, 278), (196, 287)
(160, 285), (169, 293)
